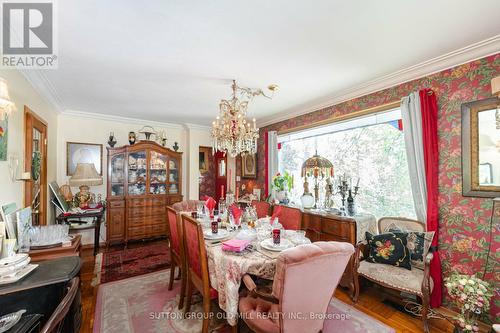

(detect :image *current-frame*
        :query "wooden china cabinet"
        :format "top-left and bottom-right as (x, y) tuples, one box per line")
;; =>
(106, 141), (183, 245)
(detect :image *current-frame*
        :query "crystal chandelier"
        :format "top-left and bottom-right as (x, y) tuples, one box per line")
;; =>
(212, 80), (277, 157)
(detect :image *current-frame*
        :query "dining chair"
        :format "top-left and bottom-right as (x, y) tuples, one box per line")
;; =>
(239, 241), (355, 333)
(251, 200), (271, 219)
(181, 214), (219, 333)
(40, 277), (79, 333)
(166, 206), (187, 310)
(172, 200), (204, 212)
(272, 205), (302, 230)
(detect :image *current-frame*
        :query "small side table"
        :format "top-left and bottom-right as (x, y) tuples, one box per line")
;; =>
(55, 210), (104, 256)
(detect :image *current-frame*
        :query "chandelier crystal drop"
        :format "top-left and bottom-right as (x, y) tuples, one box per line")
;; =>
(212, 80), (277, 157)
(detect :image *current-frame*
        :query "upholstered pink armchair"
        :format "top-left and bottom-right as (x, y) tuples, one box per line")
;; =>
(251, 200), (271, 219)
(171, 200), (204, 212)
(239, 241), (355, 333)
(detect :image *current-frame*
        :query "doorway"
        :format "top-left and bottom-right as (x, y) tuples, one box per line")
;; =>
(214, 151), (226, 203)
(24, 107), (48, 226)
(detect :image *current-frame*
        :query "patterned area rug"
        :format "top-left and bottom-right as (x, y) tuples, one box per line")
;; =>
(92, 243), (170, 285)
(94, 270), (395, 333)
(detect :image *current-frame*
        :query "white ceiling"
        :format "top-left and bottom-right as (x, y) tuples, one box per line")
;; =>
(35, 0), (500, 126)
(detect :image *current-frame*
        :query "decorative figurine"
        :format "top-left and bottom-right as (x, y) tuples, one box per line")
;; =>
(107, 132), (117, 147)
(157, 130), (167, 146)
(173, 142), (179, 151)
(128, 131), (136, 145)
(324, 178), (335, 210)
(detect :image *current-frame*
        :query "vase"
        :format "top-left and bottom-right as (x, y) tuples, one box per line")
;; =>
(301, 192), (315, 209)
(276, 190), (287, 203)
(128, 131), (136, 145)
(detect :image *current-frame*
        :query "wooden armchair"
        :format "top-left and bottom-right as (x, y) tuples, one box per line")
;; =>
(353, 217), (433, 333)
(166, 206), (186, 310)
(40, 277), (80, 333)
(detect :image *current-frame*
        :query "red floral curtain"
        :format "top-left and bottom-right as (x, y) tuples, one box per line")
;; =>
(419, 88), (442, 307)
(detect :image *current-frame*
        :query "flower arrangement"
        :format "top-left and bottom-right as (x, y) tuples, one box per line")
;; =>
(272, 171), (293, 192)
(444, 273), (493, 333)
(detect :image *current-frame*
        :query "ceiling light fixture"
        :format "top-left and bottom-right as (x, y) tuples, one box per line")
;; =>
(211, 80), (277, 157)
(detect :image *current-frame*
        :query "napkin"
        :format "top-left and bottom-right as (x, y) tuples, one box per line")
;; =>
(222, 239), (250, 252)
(271, 206), (282, 224)
(229, 204), (242, 225)
(205, 196), (216, 215)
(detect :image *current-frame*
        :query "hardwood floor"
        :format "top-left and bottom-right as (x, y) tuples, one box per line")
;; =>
(79, 241), (456, 333)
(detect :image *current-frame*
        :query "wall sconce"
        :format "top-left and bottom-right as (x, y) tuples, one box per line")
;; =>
(8, 153), (30, 182)
(0, 77), (15, 120)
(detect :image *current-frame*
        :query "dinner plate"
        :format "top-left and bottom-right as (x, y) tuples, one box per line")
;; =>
(260, 238), (293, 252)
(203, 229), (230, 240)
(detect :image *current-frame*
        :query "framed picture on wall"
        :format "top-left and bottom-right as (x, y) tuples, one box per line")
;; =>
(0, 117), (7, 161)
(199, 146), (211, 174)
(66, 142), (103, 176)
(241, 153), (257, 178)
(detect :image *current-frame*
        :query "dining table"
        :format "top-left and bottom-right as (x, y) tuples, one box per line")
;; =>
(193, 215), (310, 326)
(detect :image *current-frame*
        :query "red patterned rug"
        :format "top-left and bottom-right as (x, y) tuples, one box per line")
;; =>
(93, 242), (170, 284)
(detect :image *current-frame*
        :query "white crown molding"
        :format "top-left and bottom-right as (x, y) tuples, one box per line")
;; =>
(183, 123), (211, 131)
(257, 35), (500, 128)
(62, 109), (184, 129)
(19, 69), (65, 113)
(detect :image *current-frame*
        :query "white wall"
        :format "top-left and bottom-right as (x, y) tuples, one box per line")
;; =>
(184, 124), (212, 200)
(0, 70), (59, 223)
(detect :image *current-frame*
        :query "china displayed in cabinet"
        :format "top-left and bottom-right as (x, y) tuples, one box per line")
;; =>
(106, 141), (183, 244)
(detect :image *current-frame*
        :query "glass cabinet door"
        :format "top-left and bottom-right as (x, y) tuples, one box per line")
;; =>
(128, 151), (147, 195)
(149, 151), (167, 194)
(110, 153), (125, 196)
(168, 157), (180, 194)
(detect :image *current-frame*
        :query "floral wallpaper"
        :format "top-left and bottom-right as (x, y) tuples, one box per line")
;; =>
(239, 54), (500, 320)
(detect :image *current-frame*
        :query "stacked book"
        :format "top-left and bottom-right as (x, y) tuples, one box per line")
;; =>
(0, 254), (38, 286)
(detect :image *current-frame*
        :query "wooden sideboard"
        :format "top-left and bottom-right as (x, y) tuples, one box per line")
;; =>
(301, 210), (358, 295)
(106, 141), (183, 245)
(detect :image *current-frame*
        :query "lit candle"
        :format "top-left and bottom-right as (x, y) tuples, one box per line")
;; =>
(221, 185), (225, 198)
(236, 186), (239, 199)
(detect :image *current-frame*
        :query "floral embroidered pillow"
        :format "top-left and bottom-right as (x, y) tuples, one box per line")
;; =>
(389, 228), (435, 270)
(365, 231), (412, 270)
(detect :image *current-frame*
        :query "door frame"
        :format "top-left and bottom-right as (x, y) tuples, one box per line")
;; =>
(24, 106), (48, 226)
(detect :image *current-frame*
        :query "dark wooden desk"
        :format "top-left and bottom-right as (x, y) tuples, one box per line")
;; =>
(0, 256), (82, 333)
(56, 210), (104, 255)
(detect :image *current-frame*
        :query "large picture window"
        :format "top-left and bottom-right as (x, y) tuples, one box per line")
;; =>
(278, 109), (416, 219)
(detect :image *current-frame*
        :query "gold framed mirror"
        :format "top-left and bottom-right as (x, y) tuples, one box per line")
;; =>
(461, 97), (500, 197)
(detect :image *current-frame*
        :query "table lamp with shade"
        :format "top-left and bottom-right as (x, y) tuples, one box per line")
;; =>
(69, 163), (103, 208)
(301, 151), (334, 209)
